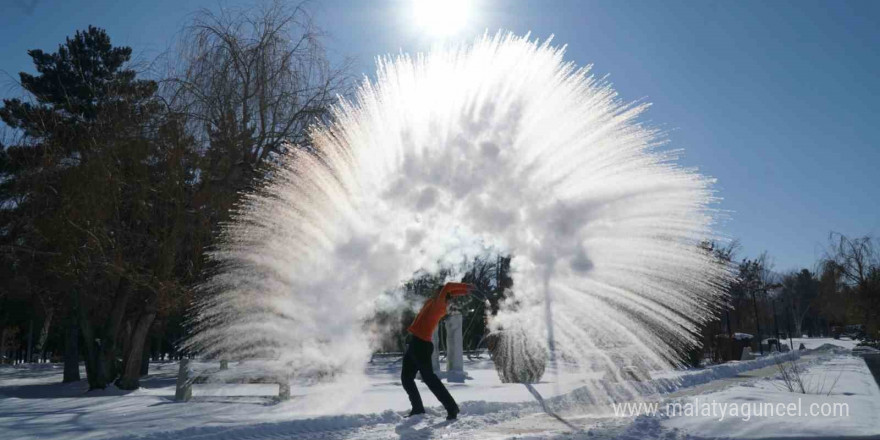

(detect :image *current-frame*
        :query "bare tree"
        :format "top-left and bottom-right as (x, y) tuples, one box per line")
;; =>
(823, 233), (880, 338)
(165, 1), (351, 225)
(826, 233), (878, 289)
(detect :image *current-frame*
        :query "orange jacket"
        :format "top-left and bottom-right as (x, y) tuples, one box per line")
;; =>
(408, 282), (470, 342)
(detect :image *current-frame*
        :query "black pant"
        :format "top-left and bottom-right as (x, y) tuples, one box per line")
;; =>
(401, 335), (458, 413)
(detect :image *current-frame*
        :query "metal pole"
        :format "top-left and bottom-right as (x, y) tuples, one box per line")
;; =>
(751, 289), (763, 355)
(771, 299), (781, 352)
(785, 300), (795, 351)
(543, 274), (559, 397)
(726, 307), (735, 361)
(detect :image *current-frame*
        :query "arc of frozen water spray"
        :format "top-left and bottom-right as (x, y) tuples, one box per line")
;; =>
(184, 32), (733, 404)
(543, 271), (561, 397)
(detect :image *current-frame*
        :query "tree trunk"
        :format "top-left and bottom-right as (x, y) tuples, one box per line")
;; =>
(76, 288), (109, 389)
(725, 308), (735, 361)
(77, 278), (134, 389)
(116, 311), (156, 390)
(26, 319), (33, 363)
(63, 316), (81, 383)
(139, 338), (150, 376)
(34, 307), (54, 362)
(0, 327), (7, 365)
(78, 298), (103, 389)
(119, 320), (133, 376)
(101, 277), (133, 384)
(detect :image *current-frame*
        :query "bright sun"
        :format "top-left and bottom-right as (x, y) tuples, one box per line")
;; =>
(412, 0), (471, 38)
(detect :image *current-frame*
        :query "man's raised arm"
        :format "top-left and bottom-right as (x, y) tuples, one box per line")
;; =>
(441, 282), (473, 297)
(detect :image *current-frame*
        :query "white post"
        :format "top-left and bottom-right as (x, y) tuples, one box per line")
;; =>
(174, 359), (192, 402)
(431, 325), (444, 378)
(445, 312), (465, 382)
(278, 376), (290, 401)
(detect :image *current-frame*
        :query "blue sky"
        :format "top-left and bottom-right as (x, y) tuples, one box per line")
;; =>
(1, 0), (878, 273)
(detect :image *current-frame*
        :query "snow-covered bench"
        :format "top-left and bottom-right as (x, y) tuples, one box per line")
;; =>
(174, 359), (290, 402)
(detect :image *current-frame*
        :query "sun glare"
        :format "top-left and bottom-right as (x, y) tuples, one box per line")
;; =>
(411, 0), (471, 38)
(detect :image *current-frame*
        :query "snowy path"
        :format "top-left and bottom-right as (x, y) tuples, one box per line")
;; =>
(661, 353), (880, 439)
(107, 349), (869, 439)
(2, 338), (878, 440)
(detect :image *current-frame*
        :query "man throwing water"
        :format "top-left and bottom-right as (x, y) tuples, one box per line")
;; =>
(402, 282), (472, 420)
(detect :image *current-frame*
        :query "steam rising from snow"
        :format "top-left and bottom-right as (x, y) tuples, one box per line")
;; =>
(184, 33), (730, 401)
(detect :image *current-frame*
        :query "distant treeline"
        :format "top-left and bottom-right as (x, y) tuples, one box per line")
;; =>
(692, 234), (879, 365)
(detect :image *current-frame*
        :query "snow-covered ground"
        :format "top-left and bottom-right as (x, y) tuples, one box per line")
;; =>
(1, 338), (877, 439)
(662, 353), (880, 439)
(790, 336), (860, 350)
